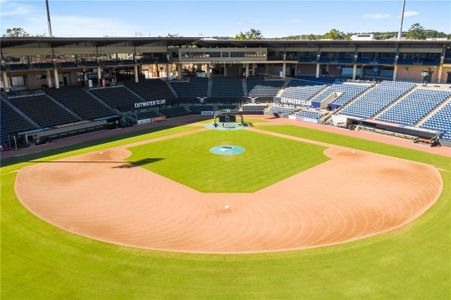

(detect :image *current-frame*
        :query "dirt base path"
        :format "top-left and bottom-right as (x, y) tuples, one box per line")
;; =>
(15, 129), (442, 253)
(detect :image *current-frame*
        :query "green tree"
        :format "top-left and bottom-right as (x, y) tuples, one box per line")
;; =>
(234, 28), (263, 40)
(406, 23), (426, 40)
(3, 27), (30, 37)
(322, 28), (349, 40)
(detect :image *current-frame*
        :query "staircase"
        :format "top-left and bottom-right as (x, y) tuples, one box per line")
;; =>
(164, 80), (179, 98)
(86, 88), (122, 116)
(415, 97), (451, 127)
(1, 96), (40, 128)
(43, 92), (83, 121)
(372, 87), (418, 120)
(333, 83), (377, 115)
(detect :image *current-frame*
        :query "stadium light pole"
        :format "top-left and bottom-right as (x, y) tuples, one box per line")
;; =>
(45, 0), (53, 37)
(398, 0), (406, 40)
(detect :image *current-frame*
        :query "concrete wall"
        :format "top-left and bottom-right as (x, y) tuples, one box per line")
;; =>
(396, 65), (439, 83)
(297, 64), (316, 76)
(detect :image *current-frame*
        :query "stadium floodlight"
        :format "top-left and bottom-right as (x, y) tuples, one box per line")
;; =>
(45, 0), (53, 37)
(398, 0), (407, 40)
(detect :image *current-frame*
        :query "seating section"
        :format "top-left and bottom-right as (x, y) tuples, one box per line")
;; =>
(46, 87), (115, 120)
(1, 99), (37, 145)
(90, 86), (143, 111)
(377, 89), (451, 126)
(296, 110), (321, 120)
(9, 94), (80, 127)
(188, 105), (214, 114)
(279, 85), (326, 105)
(247, 76), (285, 97)
(311, 84), (369, 109)
(124, 79), (174, 101)
(340, 81), (416, 118)
(241, 104), (267, 114)
(420, 102), (451, 140)
(171, 78), (208, 98)
(269, 106), (296, 116)
(217, 105), (238, 110)
(211, 77), (244, 97)
(160, 106), (190, 118)
(136, 111), (161, 120)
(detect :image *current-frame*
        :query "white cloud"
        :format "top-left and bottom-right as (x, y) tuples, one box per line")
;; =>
(403, 11), (419, 17)
(362, 13), (390, 20)
(291, 18), (301, 24)
(0, 1), (33, 17)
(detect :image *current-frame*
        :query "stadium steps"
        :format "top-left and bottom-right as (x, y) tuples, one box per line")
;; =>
(87, 88), (124, 115)
(42, 92), (83, 121)
(242, 78), (248, 97)
(372, 87), (419, 120)
(1, 96), (41, 128)
(207, 79), (213, 97)
(334, 83), (377, 115)
(164, 80), (179, 98)
(122, 85), (146, 102)
(416, 97), (451, 127)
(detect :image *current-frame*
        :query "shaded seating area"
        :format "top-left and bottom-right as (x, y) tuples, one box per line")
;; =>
(211, 77), (245, 97)
(171, 78), (208, 98)
(1, 99), (37, 147)
(124, 79), (174, 101)
(90, 86), (143, 112)
(241, 104), (267, 115)
(188, 105), (215, 114)
(9, 94), (80, 127)
(247, 76), (285, 98)
(46, 87), (116, 120)
(159, 107), (190, 118)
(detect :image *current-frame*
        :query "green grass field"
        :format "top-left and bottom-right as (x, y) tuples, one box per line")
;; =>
(127, 130), (328, 192)
(1, 124), (450, 299)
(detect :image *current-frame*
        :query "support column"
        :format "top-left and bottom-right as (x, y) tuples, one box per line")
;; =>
(165, 64), (169, 80)
(265, 63), (269, 74)
(46, 69), (52, 88)
(206, 64), (210, 78)
(294, 64), (299, 77)
(2, 71), (10, 92)
(134, 64), (139, 83)
(245, 64), (249, 78)
(437, 56), (444, 83)
(315, 63), (320, 78)
(54, 68), (60, 89)
(177, 64), (183, 80)
(393, 64), (398, 81)
(282, 63), (286, 78)
(223, 64), (227, 76)
(352, 63), (357, 80)
(360, 65), (364, 80)
(97, 67), (102, 87)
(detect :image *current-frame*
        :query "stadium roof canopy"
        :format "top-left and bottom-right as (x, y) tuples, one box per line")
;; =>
(1, 37), (449, 49)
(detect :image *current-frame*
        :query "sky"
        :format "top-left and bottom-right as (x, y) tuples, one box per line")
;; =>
(1, 0), (450, 37)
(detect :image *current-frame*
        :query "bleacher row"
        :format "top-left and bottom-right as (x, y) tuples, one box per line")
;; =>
(2, 78), (451, 148)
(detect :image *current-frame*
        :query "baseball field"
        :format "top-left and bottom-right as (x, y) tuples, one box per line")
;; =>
(1, 120), (450, 299)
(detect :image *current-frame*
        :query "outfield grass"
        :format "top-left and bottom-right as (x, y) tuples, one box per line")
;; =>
(1, 124), (450, 299)
(127, 130), (327, 192)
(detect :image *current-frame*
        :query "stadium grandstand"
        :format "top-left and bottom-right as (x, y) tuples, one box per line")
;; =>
(1, 37), (451, 149)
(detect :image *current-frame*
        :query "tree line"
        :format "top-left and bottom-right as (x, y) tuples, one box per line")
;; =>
(3, 23), (450, 40)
